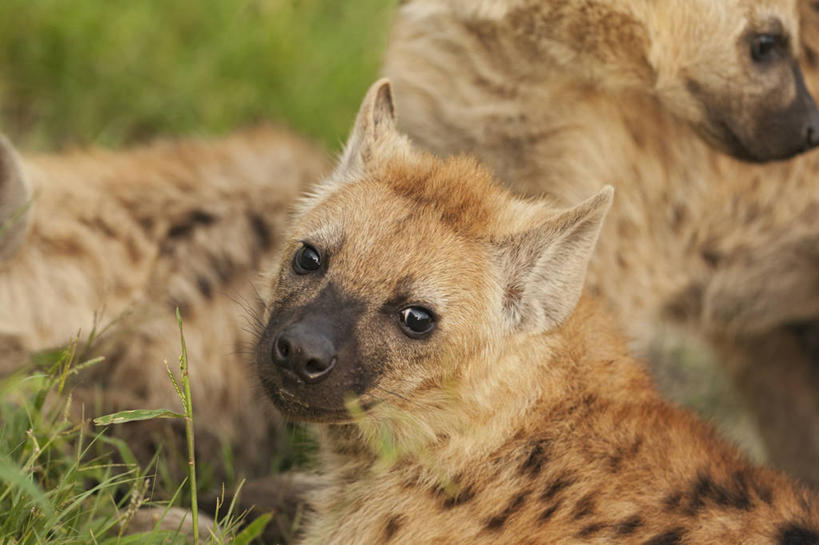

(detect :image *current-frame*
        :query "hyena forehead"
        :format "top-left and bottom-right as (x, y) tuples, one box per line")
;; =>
(299, 153), (549, 246)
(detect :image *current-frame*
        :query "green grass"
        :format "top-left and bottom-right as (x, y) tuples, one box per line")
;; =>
(0, 3), (395, 539)
(0, 0), (397, 152)
(0, 333), (268, 544)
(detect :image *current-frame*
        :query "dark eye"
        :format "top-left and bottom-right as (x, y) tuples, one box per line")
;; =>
(750, 33), (782, 63)
(399, 306), (436, 337)
(292, 243), (321, 274)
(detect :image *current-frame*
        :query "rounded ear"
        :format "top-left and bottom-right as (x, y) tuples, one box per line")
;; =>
(335, 78), (400, 176)
(0, 135), (33, 261)
(496, 186), (614, 333)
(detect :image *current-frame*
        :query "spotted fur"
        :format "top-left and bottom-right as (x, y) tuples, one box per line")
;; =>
(384, 0), (819, 485)
(259, 80), (819, 545)
(0, 126), (329, 474)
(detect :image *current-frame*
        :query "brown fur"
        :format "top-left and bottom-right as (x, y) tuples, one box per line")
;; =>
(260, 80), (819, 545)
(384, 0), (819, 484)
(0, 126), (329, 474)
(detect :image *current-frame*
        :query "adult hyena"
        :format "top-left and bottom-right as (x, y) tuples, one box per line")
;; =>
(384, 0), (819, 484)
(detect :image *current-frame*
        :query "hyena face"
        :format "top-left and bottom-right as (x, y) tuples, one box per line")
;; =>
(0, 136), (31, 261)
(256, 80), (612, 423)
(653, 0), (819, 161)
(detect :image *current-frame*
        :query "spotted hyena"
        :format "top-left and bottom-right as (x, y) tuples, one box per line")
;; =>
(255, 79), (819, 545)
(384, 0), (819, 484)
(0, 127), (328, 476)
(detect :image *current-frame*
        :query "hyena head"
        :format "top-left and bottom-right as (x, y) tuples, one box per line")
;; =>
(0, 136), (32, 261)
(256, 80), (612, 425)
(646, 0), (819, 161)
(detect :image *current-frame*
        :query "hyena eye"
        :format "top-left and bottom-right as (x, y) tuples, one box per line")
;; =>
(399, 306), (436, 337)
(750, 33), (783, 63)
(293, 243), (321, 274)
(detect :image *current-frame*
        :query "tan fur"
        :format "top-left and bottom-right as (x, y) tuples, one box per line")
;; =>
(263, 80), (819, 545)
(384, 0), (819, 484)
(0, 126), (329, 473)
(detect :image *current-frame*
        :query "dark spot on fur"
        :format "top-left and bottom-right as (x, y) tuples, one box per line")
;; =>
(701, 249), (721, 267)
(572, 493), (596, 520)
(683, 471), (752, 515)
(197, 276), (213, 299)
(756, 483), (774, 505)
(541, 474), (574, 502)
(663, 491), (682, 511)
(520, 439), (550, 476)
(434, 474), (477, 509)
(250, 213), (273, 251)
(441, 484), (476, 509)
(643, 528), (684, 545)
(607, 438), (642, 473)
(167, 210), (216, 238)
(616, 515), (644, 536)
(537, 499), (563, 524)
(209, 255), (235, 284)
(779, 524), (819, 545)
(688, 473), (715, 514)
(384, 514), (405, 541)
(577, 523), (606, 538)
(664, 283), (704, 321)
(485, 491), (529, 531)
(138, 216), (155, 232)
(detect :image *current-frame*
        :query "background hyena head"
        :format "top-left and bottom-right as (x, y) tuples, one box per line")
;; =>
(0, 135), (32, 261)
(645, 0), (819, 161)
(256, 80), (612, 426)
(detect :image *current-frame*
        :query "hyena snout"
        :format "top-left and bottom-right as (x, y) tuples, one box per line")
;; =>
(273, 320), (338, 384)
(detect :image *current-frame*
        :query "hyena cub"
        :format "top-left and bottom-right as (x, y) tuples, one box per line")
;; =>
(257, 80), (819, 544)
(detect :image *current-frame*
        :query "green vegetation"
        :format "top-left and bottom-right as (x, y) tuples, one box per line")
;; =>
(0, 0), (397, 151)
(0, 328), (266, 544)
(0, 2), (397, 541)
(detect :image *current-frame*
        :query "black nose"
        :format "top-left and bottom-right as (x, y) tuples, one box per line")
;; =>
(273, 323), (337, 384)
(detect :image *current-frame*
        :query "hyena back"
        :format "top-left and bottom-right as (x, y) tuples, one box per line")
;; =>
(257, 80), (819, 544)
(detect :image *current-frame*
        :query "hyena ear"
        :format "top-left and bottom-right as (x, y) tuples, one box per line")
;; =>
(335, 78), (400, 176)
(497, 186), (614, 333)
(0, 135), (32, 261)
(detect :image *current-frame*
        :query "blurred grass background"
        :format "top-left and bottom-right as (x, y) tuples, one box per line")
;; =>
(0, 0), (397, 152)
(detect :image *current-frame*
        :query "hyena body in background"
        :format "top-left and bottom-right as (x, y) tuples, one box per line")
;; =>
(257, 79), (819, 545)
(384, 0), (819, 484)
(0, 127), (328, 475)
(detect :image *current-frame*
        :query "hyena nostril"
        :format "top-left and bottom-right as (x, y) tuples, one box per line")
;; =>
(305, 359), (323, 375)
(301, 356), (337, 383)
